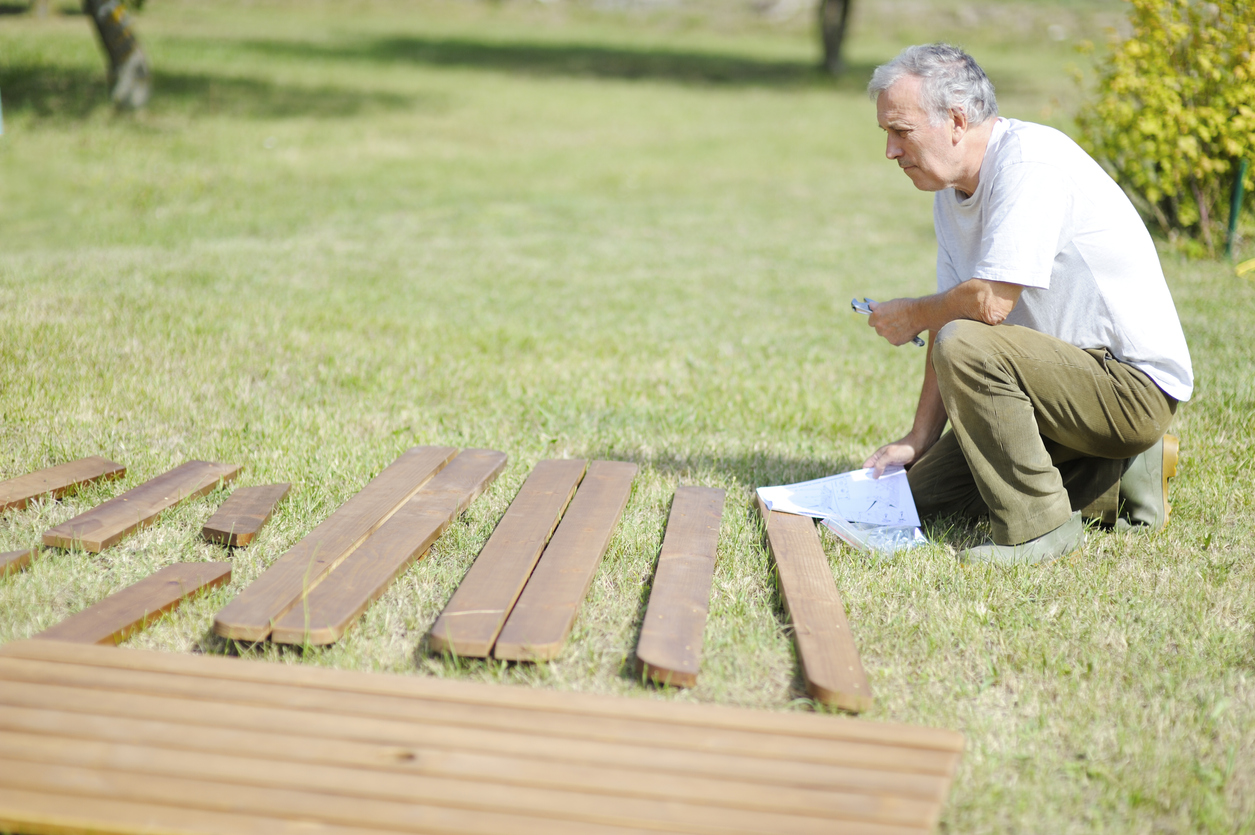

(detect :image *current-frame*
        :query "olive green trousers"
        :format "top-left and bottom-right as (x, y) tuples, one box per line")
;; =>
(906, 321), (1176, 545)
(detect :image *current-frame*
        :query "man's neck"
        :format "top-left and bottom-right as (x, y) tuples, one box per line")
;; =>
(953, 118), (999, 198)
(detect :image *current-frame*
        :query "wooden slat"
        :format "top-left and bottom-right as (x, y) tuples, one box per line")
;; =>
(0, 456), (126, 513)
(756, 496), (872, 713)
(493, 460), (638, 662)
(33, 563), (233, 645)
(0, 548), (37, 578)
(635, 486), (726, 688)
(270, 450), (507, 646)
(428, 459), (587, 657)
(212, 446), (456, 642)
(202, 483), (291, 547)
(41, 461), (242, 553)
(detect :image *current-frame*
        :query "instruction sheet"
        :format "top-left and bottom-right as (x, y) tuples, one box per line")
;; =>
(757, 467), (922, 528)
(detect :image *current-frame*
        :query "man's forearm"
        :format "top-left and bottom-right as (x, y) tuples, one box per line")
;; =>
(867, 278), (1023, 345)
(905, 335), (947, 453)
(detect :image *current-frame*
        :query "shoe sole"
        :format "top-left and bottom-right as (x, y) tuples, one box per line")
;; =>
(1162, 433), (1178, 526)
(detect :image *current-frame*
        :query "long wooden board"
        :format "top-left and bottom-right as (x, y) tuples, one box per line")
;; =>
(0, 457), (126, 513)
(493, 460), (638, 662)
(212, 446), (456, 642)
(271, 450), (507, 646)
(428, 459), (587, 657)
(635, 486), (726, 688)
(0, 548), (38, 578)
(42, 461), (242, 553)
(756, 496), (872, 713)
(202, 483), (291, 547)
(0, 640), (964, 834)
(33, 562), (233, 645)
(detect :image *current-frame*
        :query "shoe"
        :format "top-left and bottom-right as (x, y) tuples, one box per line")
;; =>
(1116, 434), (1178, 531)
(958, 512), (1085, 566)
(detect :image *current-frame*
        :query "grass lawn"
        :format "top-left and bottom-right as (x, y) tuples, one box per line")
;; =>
(1, 0), (1252, 831)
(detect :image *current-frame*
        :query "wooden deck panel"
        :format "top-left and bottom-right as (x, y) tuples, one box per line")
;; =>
(0, 641), (961, 835)
(33, 563), (233, 645)
(635, 486), (726, 688)
(42, 461), (241, 553)
(493, 460), (638, 661)
(202, 483), (291, 547)
(0, 457), (126, 513)
(0, 548), (37, 578)
(212, 446), (456, 642)
(427, 459), (587, 657)
(270, 450), (507, 646)
(756, 496), (873, 713)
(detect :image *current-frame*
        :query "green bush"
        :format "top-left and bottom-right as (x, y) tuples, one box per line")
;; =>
(1076, 0), (1255, 250)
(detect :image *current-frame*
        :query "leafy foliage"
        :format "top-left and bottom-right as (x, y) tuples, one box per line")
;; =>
(1076, 0), (1255, 249)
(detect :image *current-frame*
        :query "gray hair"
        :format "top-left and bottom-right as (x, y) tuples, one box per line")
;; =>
(867, 44), (998, 126)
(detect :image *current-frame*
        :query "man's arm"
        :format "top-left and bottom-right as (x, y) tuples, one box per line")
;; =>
(866, 277), (1023, 346)
(863, 332), (947, 476)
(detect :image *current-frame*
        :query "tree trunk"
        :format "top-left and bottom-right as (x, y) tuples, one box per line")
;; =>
(819, 0), (852, 76)
(83, 0), (151, 109)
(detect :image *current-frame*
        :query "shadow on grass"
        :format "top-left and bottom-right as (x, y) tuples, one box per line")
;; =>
(0, 63), (417, 120)
(242, 34), (877, 91)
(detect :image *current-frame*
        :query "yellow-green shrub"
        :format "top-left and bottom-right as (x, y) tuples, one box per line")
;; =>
(1076, 0), (1255, 249)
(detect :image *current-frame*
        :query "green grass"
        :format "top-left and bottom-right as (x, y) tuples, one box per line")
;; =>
(1, 1), (1253, 832)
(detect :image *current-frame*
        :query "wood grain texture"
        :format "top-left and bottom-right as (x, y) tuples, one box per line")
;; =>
(270, 450), (507, 646)
(0, 457), (126, 513)
(0, 640), (963, 835)
(41, 461), (241, 553)
(635, 486), (726, 688)
(493, 460), (638, 662)
(33, 562), (232, 645)
(0, 549), (37, 578)
(212, 446), (456, 642)
(428, 459), (587, 657)
(756, 495), (872, 713)
(202, 483), (291, 547)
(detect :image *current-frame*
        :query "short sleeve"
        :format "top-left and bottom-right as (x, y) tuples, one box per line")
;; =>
(972, 161), (1070, 289)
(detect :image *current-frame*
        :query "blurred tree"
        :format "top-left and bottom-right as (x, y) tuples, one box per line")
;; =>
(819, 0), (852, 75)
(83, 0), (150, 108)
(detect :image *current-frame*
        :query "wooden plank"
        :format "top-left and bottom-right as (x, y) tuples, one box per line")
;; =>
(493, 460), (638, 662)
(756, 495), (872, 713)
(33, 562), (233, 645)
(0, 548), (37, 578)
(202, 483), (291, 547)
(41, 461), (242, 553)
(270, 450), (507, 646)
(212, 446), (456, 642)
(0, 456), (126, 513)
(428, 459), (587, 657)
(635, 486), (726, 688)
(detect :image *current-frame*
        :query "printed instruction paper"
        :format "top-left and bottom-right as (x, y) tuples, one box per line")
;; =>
(756, 467), (921, 528)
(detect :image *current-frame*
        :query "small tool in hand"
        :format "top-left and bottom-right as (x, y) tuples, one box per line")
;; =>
(851, 298), (925, 347)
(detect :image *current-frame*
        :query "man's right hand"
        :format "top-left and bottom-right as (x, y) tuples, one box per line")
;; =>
(863, 437), (922, 478)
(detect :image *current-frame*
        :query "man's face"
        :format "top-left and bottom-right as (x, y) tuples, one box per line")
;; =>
(876, 75), (961, 192)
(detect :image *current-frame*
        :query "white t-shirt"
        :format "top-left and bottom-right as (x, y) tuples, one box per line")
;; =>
(933, 118), (1194, 401)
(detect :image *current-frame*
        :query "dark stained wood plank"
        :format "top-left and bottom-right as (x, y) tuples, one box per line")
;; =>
(756, 496), (872, 713)
(212, 446), (456, 642)
(270, 450), (507, 646)
(635, 487), (726, 688)
(0, 548), (38, 578)
(41, 461), (242, 553)
(202, 483), (291, 547)
(493, 460), (638, 662)
(427, 459), (588, 657)
(33, 563), (233, 645)
(0, 457), (126, 513)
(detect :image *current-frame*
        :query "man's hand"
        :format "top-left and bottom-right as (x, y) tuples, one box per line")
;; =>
(863, 436), (923, 478)
(866, 298), (925, 347)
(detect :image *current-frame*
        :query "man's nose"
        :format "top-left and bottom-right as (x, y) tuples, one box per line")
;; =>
(885, 136), (903, 160)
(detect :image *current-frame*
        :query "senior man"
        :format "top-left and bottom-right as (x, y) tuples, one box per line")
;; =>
(861, 44), (1193, 564)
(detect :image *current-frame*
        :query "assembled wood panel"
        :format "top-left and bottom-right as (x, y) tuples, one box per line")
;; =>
(0, 549), (37, 578)
(756, 496), (872, 713)
(202, 483), (291, 547)
(33, 562), (233, 645)
(493, 460), (638, 662)
(212, 446), (456, 642)
(270, 450), (507, 646)
(427, 459), (587, 657)
(0, 640), (963, 835)
(0, 456), (126, 513)
(42, 461), (241, 553)
(635, 486), (726, 688)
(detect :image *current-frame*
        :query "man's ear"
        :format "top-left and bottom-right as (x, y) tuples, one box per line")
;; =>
(950, 107), (969, 144)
